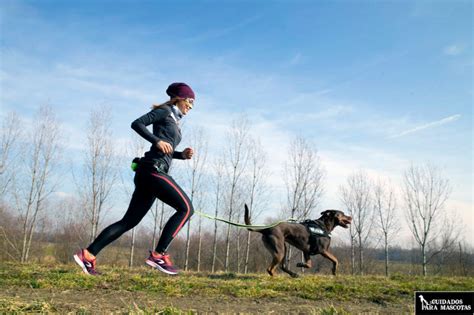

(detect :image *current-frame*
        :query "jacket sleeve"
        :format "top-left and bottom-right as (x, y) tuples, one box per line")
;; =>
(172, 151), (185, 159)
(130, 107), (169, 144)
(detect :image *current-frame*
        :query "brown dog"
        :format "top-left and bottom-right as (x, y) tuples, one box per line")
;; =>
(245, 205), (352, 277)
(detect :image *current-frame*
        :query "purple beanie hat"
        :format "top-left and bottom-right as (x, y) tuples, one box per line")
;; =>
(166, 82), (195, 100)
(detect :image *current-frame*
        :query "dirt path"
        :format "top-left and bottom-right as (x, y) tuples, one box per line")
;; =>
(2, 287), (412, 314)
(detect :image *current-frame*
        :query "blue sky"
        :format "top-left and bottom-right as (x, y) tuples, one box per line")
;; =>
(1, 0), (472, 245)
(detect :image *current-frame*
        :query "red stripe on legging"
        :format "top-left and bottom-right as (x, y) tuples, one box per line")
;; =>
(151, 173), (191, 238)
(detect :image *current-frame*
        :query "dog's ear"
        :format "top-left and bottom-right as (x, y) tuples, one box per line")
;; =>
(321, 210), (337, 216)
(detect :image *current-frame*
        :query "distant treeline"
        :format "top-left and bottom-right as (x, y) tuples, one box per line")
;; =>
(1, 206), (472, 277)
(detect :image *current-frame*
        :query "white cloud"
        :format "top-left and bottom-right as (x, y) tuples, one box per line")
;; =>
(444, 44), (464, 56)
(389, 114), (461, 139)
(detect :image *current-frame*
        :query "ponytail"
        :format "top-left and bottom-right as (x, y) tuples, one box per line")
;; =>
(151, 97), (181, 110)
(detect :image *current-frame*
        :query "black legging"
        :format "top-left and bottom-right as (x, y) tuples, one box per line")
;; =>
(87, 167), (194, 256)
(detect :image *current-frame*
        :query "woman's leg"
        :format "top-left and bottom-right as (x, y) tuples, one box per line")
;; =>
(150, 172), (194, 253)
(87, 184), (156, 256)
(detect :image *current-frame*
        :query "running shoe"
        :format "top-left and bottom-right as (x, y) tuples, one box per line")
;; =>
(145, 251), (178, 275)
(73, 249), (100, 276)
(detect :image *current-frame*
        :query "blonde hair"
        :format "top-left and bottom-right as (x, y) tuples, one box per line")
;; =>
(151, 97), (181, 109)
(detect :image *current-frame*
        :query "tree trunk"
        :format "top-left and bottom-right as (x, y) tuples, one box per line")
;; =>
(211, 218), (218, 272)
(159, 204), (165, 238)
(236, 230), (240, 273)
(20, 220), (29, 263)
(422, 243), (427, 276)
(211, 206), (219, 272)
(184, 218), (191, 271)
(301, 252), (305, 273)
(351, 239), (355, 275)
(244, 230), (251, 274)
(458, 242), (466, 276)
(90, 203), (97, 243)
(224, 199), (234, 272)
(25, 205), (40, 263)
(129, 227), (136, 267)
(20, 179), (36, 263)
(384, 236), (389, 277)
(90, 172), (98, 243)
(197, 216), (202, 272)
(151, 203), (158, 250)
(358, 233), (364, 275)
(224, 223), (231, 272)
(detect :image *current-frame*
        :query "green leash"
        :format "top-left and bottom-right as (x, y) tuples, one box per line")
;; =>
(194, 210), (296, 230)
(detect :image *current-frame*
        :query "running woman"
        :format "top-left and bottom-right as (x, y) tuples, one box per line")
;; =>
(74, 82), (196, 275)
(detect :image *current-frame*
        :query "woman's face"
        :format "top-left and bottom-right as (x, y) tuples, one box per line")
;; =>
(176, 98), (194, 115)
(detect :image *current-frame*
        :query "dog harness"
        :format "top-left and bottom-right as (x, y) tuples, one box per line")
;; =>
(300, 220), (331, 238)
(300, 220), (331, 255)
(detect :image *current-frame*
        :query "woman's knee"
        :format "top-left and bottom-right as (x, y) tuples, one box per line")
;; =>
(188, 205), (195, 217)
(176, 198), (194, 217)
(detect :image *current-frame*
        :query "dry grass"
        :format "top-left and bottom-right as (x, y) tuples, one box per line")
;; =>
(1, 262), (472, 314)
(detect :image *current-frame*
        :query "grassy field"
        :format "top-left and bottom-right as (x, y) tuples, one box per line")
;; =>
(1, 262), (472, 314)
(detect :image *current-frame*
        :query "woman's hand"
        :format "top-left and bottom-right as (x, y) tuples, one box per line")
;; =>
(156, 140), (173, 154)
(182, 148), (194, 159)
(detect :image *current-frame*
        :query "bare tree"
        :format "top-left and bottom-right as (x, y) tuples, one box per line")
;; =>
(194, 192), (206, 271)
(403, 163), (451, 276)
(0, 111), (22, 197)
(283, 136), (324, 220)
(211, 157), (225, 272)
(373, 179), (398, 276)
(77, 107), (117, 243)
(347, 219), (357, 275)
(183, 127), (208, 271)
(16, 106), (62, 262)
(430, 212), (462, 275)
(340, 171), (373, 275)
(223, 116), (250, 272)
(244, 138), (269, 274)
(283, 136), (325, 267)
(0, 112), (22, 259)
(457, 242), (468, 276)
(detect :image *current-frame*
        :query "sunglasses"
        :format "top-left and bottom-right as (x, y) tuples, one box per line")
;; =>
(184, 98), (194, 109)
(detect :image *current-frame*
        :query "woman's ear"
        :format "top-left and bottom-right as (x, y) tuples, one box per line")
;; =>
(171, 97), (181, 105)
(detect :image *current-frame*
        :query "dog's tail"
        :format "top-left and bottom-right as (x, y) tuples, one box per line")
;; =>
(244, 204), (259, 232)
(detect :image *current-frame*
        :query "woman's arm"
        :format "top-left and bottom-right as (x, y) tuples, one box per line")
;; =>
(131, 107), (169, 145)
(173, 148), (193, 160)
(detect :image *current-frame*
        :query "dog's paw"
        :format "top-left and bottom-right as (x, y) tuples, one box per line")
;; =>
(296, 263), (309, 268)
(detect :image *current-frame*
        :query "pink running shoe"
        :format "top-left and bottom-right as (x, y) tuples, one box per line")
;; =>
(145, 251), (178, 275)
(73, 249), (100, 276)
